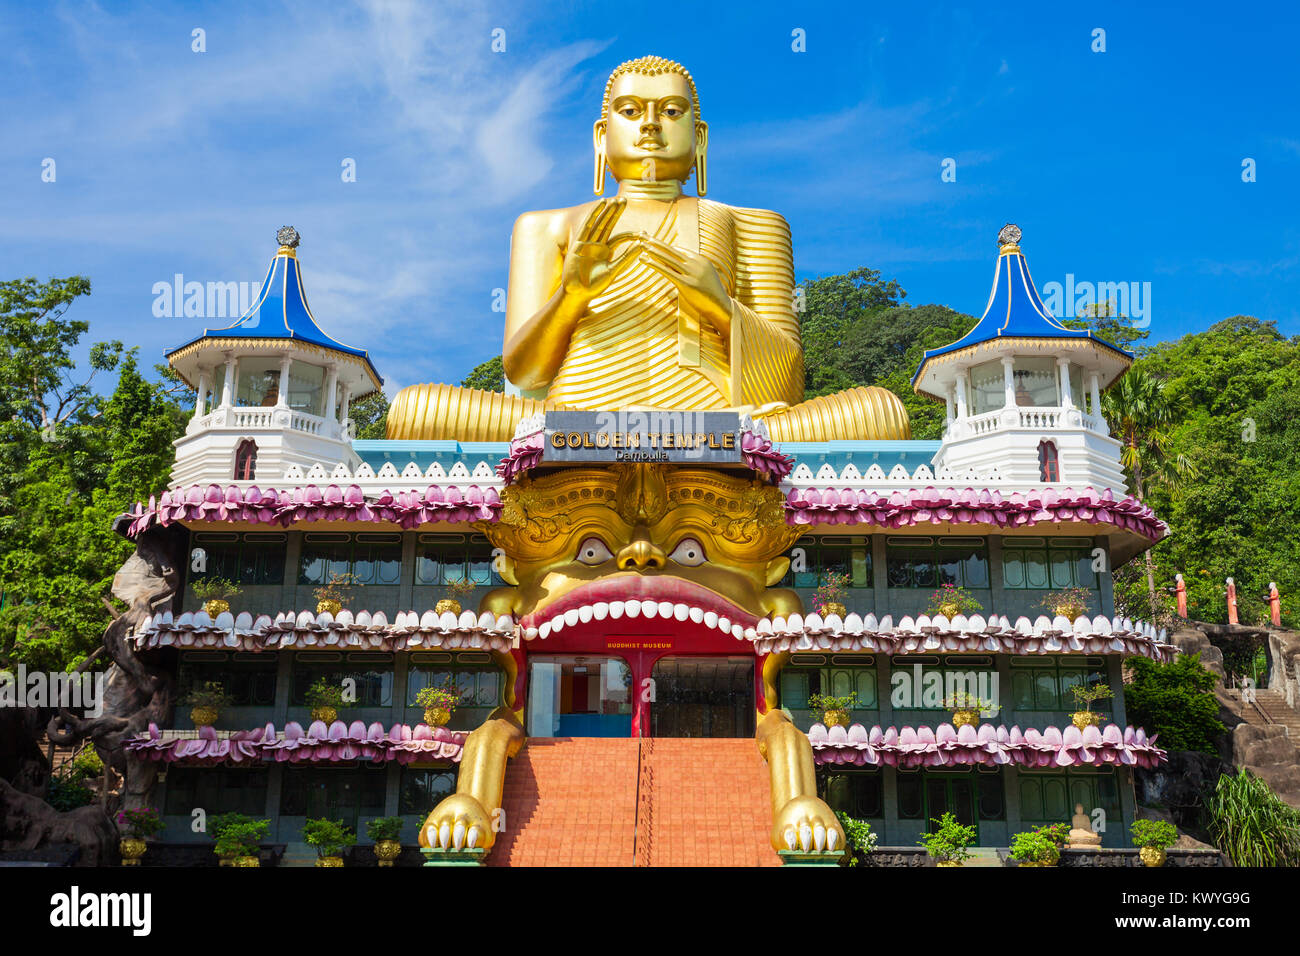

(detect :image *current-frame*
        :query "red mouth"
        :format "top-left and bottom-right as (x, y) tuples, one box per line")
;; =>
(518, 575), (758, 635)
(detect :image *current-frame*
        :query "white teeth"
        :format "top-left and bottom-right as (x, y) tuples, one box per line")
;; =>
(425, 825), (437, 847)
(564, 608), (580, 627)
(626, 600), (642, 618)
(704, 611), (718, 629)
(731, 624), (744, 639)
(592, 602), (609, 620)
(689, 606), (704, 623)
(578, 604), (593, 623)
(551, 615), (565, 633)
(799, 823), (812, 852)
(673, 603), (690, 622)
(642, 601), (658, 619)
(657, 601), (674, 619)
(525, 626), (538, 640)
(610, 601), (625, 619)
(538, 621), (551, 639)
(718, 616), (731, 633)
(827, 828), (839, 852)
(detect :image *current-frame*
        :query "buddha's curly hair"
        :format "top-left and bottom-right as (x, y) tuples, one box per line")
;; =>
(601, 55), (700, 119)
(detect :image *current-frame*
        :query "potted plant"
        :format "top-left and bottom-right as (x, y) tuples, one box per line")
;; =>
(313, 571), (358, 615)
(116, 806), (164, 866)
(437, 576), (477, 616)
(926, 583), (984, 619)
(812, 570), (851, 618)
(1039, 586), (1092, 621)
(808, 691), (858, 729)
(305, 678), (346, 724)
(1069, 682), (1112, 729)
(303, 818), (356, 867)
(415, 678), (465, 728)
(919, 812), (977, 867)
(191, 576), (241, 617)
(1009, 822), (1069, 867)
(215, 819), (269, 867)
(835, 811), (878, 867)
(943, 690), (1001, 729)
(181, 681), (234, 728)
(210, 812), (256, 866)
(366, 816), (404, 867)
(1130, 818), (1178, 867)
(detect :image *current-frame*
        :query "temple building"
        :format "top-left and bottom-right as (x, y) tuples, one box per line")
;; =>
(118, 58), (1170, 867)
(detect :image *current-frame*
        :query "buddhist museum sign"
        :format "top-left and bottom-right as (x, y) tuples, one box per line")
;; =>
(543, 410), (741, 464)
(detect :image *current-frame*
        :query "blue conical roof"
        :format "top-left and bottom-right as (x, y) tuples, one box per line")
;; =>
(165, 228), (382, 391)
(912, 225), (1130, 398)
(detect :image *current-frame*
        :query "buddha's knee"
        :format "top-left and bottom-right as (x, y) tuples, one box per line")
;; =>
(761, 386), (911, 442)
(386, 383), (547, 442)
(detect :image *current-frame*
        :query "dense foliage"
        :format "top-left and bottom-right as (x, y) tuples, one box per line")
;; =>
(1204, 769), (1300, 866)
(1123, 654), (1226, 754)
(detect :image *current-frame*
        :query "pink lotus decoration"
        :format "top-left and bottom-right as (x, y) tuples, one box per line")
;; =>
(125, 720), (468, 765)
(808, 721), (1166, 768)
(497, 429), (545, 484)
(739, 425), (793, 483)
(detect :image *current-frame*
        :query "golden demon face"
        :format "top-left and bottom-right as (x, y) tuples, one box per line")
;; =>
(483, 464), (804, 630)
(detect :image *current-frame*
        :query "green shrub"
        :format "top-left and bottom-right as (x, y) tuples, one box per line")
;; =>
(1130, 818), (1179, 850)
(47, 773), (94, 811)
(365, 816), (404, 842)
(210, 812), (257, 840)
(1204, 769), (1300, 866)
(918, 812), (977, 864)
(70, 747), (103, 779)
(834, 811), (877, 867)
(303, 818), (356, 858)
(1124, 653), (1225, 754)
(215, 820), (269, 857)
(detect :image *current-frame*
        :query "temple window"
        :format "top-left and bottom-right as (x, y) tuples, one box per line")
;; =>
(234, 438), (258, 480)
(179, 654), (278, 707)
(278, 766), (386, 829)
(189, 531), (286, 587)
(163, 767), (268, 817)
(897, 769), (1005, 829)
(1008, 657), (1110, 714)
(1011, 357), (1059, 406)
(780, 660), (877, 731)
(298, 532), (402, 587)
(407, 661), (502, 731)
(399, 768), (458, 815)
(234, 356), (282, 406)
(1018, 768), (1119, 829)
(1038, 439), (1059, 482)
(414, 533), (503, 587)
(784, 537), (871, 589)
(823, 770), (883, 819)
(1001, 537), (1099, 592)
(290, 654), (394, 707)
(885, 537), (989, 589)
(286, 360), (325, 416)
(968, 360), (1005, 415)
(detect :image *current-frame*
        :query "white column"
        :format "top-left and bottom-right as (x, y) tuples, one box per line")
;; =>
(944, 386), (954, 425)
(954, 371), (968, 419)
(220, 354), (237, 408)
(277, 355), (292, 409)
(340, 383), (352, 423)
(324, 365), (338, 421)
(1089, 372), (1107, 434)
(1057, 358), (1073, 408)
(193, 368), (210, 418)
(1001, 356), (1016, 408)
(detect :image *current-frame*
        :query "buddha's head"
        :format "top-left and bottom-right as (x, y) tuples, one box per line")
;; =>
(594, 55), (708, 194)
(483, 464), (802, 633)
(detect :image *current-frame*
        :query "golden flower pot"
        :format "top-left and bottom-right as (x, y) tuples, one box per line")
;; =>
(375, 840), (402, 866)
(316, 856), (344, 868)
(310, 707), (337, 724)
(820, 602), (847, 618)
(951, 709), (980, 729)
(424, 707), (451, 728)
(936, 860), (963, 867)
(119, 838), (147, 866)
(316, 599), (342, 615)
(435, 598), (462, 615)
(233, 855), (260, 867)
(1071, 711), (1100, 730)
(822, 709), (850, 728)
(203, 599), (229, 617)
(939, 603), (960, 618)
(216, 850), (235, 867)
(1054, 605), (1085, 620)
(190, 706), (219, 728)
(1139, 847), (1167, 867)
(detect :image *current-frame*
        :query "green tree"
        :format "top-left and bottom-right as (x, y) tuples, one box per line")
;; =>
(1124, 653), (1225, 755)
(799, 268), (906, 399)
(349, 390), (390, 440)
(461, 355), (505, 393)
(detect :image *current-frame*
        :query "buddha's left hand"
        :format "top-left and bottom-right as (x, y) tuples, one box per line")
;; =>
(637, 234), (732, 334)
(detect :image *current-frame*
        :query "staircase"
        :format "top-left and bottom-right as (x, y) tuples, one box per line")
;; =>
(490, 737), (779, 867)
(1249, 690), (1300, 744)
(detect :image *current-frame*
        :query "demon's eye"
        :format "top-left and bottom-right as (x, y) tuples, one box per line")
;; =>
(669, 537), (706, 567)
(576, 537), (614, 565)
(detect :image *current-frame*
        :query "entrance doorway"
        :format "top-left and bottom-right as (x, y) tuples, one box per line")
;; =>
(649, 656), (755, 738)
(526, 655), (633, 738)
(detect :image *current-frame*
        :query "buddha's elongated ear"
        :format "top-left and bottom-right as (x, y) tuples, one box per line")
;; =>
(592, 120), (608, 195)
(694, 120), (708, 196)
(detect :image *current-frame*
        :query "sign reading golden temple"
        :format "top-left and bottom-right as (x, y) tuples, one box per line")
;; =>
(544, 410), (741, 463)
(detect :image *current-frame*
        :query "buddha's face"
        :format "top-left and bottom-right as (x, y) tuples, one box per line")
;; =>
(601, 71), (701, 185)
(485, 466), (802, 635)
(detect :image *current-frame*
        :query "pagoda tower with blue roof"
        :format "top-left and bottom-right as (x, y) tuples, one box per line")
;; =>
(912, 225), (1131, 491)
(165, 227), (383, 486)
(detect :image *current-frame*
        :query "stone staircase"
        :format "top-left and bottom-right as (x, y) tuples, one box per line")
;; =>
(490, 737), (779, 867)
(1247, 689), (1300, 744)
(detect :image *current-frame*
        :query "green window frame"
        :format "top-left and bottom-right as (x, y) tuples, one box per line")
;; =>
(824, 770), (883, 819)
(291, 655), (394, 708)
(414, 533), (503, 587)
(298, 533), (402, 587)
(179, 655), (278, 707)
(890, 663), (998, 712)
(191, 532), (286, 586)
(399, 768), (458, 815)
(278, 766), (386, 827)
(786, 537), (873, 590)
(1008, 658), (1110, 714)
(406, 665), (502, 708)
(1018, 769), (1120, 830)
(897, 769), (1005, 829)
(886, 537), (989, 590)
(1002, 537), (1098, 591)
(781, 665), (878, 711)
(163, 767), (268, 816)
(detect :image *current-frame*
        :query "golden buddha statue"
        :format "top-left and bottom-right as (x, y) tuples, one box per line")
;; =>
(387, 55), (910, 443)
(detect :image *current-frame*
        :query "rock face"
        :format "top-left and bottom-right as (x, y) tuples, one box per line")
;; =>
(1267, 628), (1300, 702)
(1231, 723), (1300, 805)
(1169, 626), (1225, 679)
(1134, 749), (1233, 840)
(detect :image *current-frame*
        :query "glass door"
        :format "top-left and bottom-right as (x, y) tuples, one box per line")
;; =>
(649, 656), (755, 737)
(527, 655), (633, 737)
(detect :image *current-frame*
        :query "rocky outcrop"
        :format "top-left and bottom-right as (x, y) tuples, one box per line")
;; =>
(1168, 626), (1225, 679)
(1134, 749), (1234, 840)
(1230, 723), (1300, 805)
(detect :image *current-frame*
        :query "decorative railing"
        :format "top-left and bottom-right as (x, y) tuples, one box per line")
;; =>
(187, 405), (335, 437)
(951, 405), (1106, 440)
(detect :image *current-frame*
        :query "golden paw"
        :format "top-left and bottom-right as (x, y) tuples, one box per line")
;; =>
(772, 794), (844, 853)
(418, 793), (494, 851)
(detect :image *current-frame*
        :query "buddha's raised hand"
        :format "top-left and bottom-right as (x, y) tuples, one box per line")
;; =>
(561, 197), (637, 301)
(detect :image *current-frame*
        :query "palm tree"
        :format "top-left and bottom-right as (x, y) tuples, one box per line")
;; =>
(1102, 368), (1195, 617)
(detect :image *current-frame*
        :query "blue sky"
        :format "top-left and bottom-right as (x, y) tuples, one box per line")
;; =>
(3, 0), (1298, 397)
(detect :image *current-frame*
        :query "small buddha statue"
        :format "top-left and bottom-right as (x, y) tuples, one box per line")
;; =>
(1068, 802), (1101, 848)
(387, 55), (911, 443)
